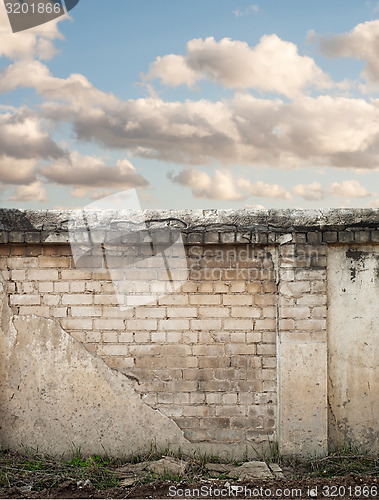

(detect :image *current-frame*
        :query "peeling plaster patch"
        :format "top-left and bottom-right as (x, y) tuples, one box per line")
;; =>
(345, 249), (368, 283)
(0, 280), (191, 457)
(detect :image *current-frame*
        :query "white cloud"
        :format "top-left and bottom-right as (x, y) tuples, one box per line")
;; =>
(237, 179), (292, 200)
(9, 181), (47, 203)
(0, 107), (64, 161)
(90, 189), (115, 201)
(145, 35), (332, 97)
(70, 188), (88, 198)
(292, 182), (325, 201)
(245, 203), (265, 209)
(0, 1), (64, 60)
(3, 37), (379, 182)
(168, 168), (245, 200)
(0, 156), (37, 184)
(144, 54), (200, 88)
(41, 152), (149, 190)
(329, 180), (371, 198)
(233, 5), (259, 17)
(312, 20), (379, 84)
(70, 187), (115, 201)
(37, 88), (379, 170)
(169, 168), (291, 201)
(7, 59), (378, 171)
(0, 107), (63, 185)
(0, 60), (118, 111)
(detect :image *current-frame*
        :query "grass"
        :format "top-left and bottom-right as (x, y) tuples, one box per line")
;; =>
(0, 447), (121, 491)
(0, 443), (378, 492)
(308, 444), (379, 478)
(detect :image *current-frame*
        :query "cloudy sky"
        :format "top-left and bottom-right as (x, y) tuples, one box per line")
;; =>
(2, 0), (379, 210)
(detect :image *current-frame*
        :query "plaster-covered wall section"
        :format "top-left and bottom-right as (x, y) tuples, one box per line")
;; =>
(0, 277), (192, 457)
(0, 209), (378, 457)
(328, 245), (379, 452)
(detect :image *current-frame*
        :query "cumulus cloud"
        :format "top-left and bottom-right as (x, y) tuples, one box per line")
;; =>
(0, 107), (64, 160)
(0, 60), (119, 111)
(292, 182), (325, 201)
(5, 57), (379, 171)
(145, 35), (332, 97)
(41, 151), (149, 190)
(0, 107), (63, 185)
(0, 1), (64, 60)
(9, 181), (47, 203)
(2, 31), (379, 195)
(76, 93), (379, 170)
(169, 168), (291, 201)
(144, 54), (200, 88)
(311, 20), (379, 84)
(329, 180), (371, 198)
(237, 179), (292, 200)
(0, 156), (37, 184)
(168, 168), (244, 200)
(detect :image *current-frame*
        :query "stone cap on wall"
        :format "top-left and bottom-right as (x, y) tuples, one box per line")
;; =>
(0, 208), (379, 245)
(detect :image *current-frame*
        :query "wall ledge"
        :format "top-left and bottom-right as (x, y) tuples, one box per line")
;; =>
(0, 209), (379, 246)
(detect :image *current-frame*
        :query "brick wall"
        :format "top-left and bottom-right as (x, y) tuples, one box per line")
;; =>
(2, 242), (277, 447)
(0, 208), (378, 457)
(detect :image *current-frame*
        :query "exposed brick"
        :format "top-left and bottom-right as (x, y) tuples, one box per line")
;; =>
(198, 307), (229, 318)
(51, 307), (68, 318)
(280, 306), (310, 319)
(166, 331), (183, 343)
(230, 282), (245, 293)
(9, 232), (25, 243)
(190, 319), (222, 330)
(231, 306), (261, 318)
(295, 319), (327, 330)
(159, 319), (189, 330)
(338, 231), (354, 243)
(54, 282), (70, 293)
(126, 319), (158, 330)
(193, 345), (224, 356)
(166, 307), (197, 318)
(38, 282), (54, 293)
(190, 295), (221, 305)
(62, 294), (93, 305)
(11, 270), (26, 281)
(224, 318), (253, 330)
(61, 318), (93, 330)
(42, 295), (60, 306)
(158, 295), (188, 306)
(70, 306), (102, 317)
(223, 295), (253, 306)
(257, 344), (276, 355)
(255, 318), (276, 330)
(94, 319), (125, 330)
(10, 294), (40, 306)
(28, 269), (58, 281)
(322, 231), (337, 243)
(297, 295), (326, 306)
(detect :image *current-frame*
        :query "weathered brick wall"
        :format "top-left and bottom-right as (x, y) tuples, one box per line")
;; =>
(2, 242), (277, 447)
(0, 209), (378, 457)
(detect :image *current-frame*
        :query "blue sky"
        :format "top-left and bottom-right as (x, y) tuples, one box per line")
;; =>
(1, 0), (379, 210)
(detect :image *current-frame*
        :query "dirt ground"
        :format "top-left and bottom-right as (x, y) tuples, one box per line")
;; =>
(1, 475), (379, 499)
(1, 450), (378, 499)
